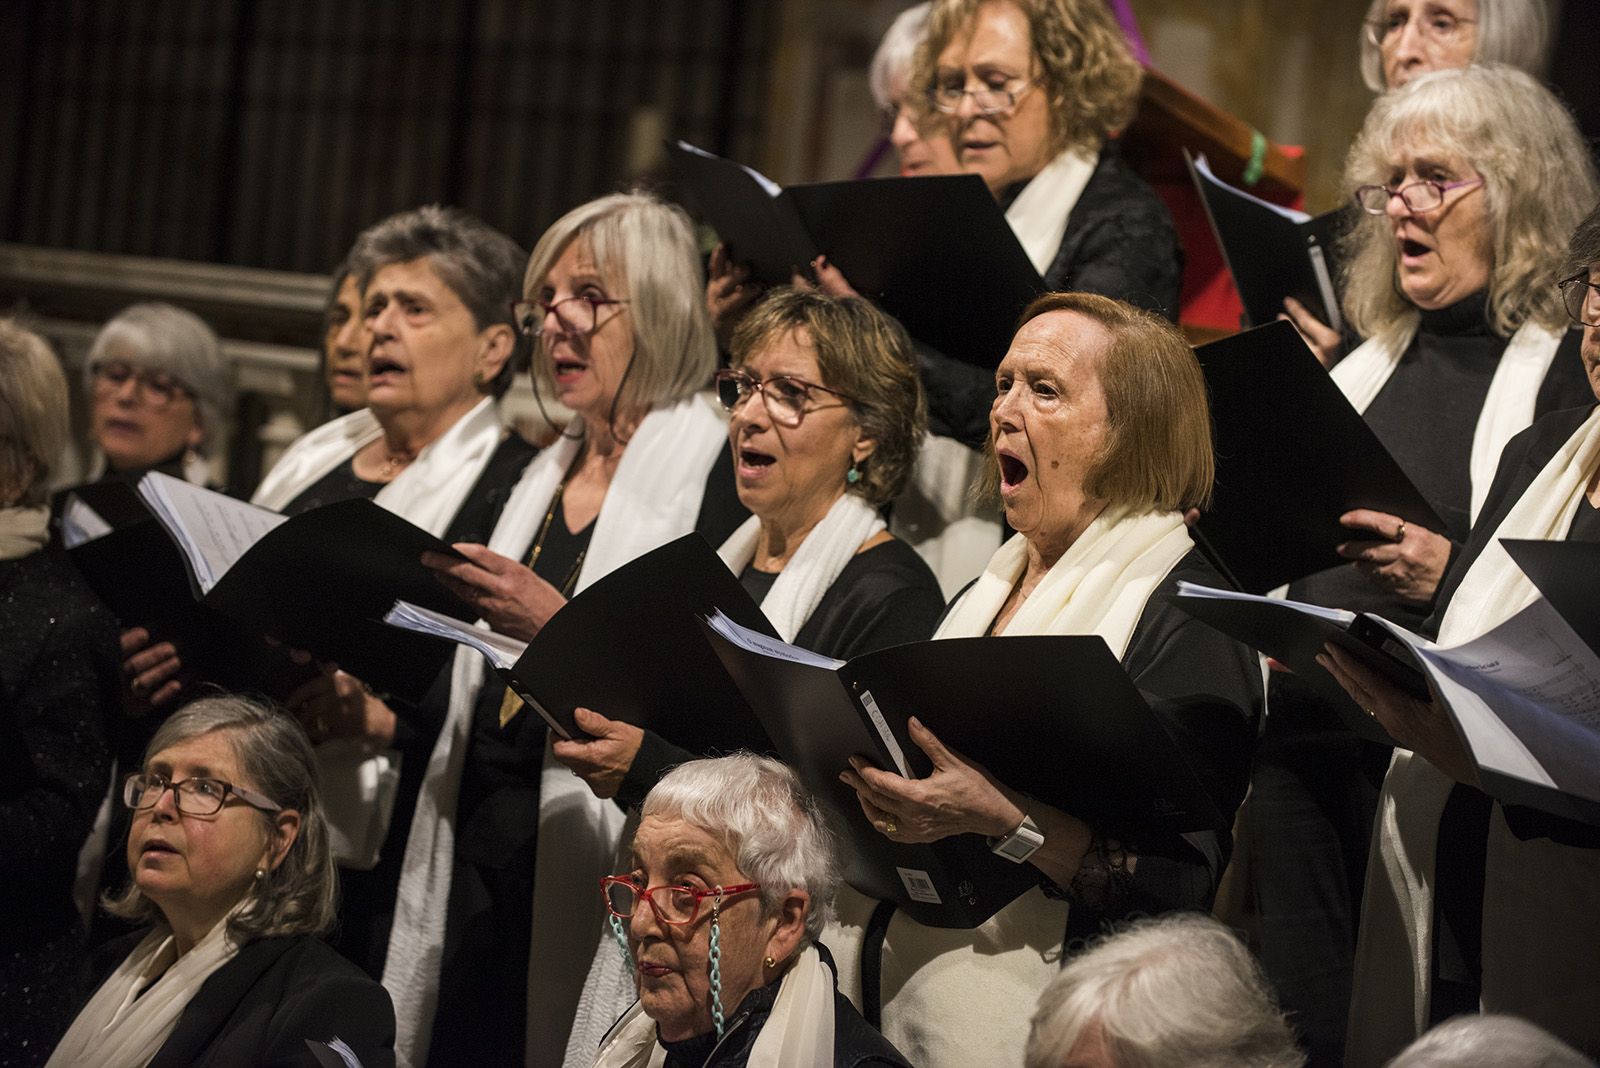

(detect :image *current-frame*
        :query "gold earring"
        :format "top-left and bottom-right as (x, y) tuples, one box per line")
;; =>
(764, 955), (776, 969)
(254, 868), (266, 882)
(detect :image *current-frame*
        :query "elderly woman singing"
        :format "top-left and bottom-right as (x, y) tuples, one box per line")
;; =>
(49, 696), (394, 1068)
(591, 753), (910, 1068)
(836, 292), (1260, 1067)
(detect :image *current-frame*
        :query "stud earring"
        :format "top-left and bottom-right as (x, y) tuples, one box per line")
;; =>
(764, 955), (776, 969)
(254, 868), (266, 882)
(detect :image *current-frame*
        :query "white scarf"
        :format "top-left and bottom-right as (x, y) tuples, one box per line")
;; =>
(716, 492), (885, 641)
(1348, 406), (1600, 1065)
(590, 944), (836, 1068)
(381, 394), (728, 1068)
(845, 507), (1194, 1068)
(251, 397), (505, 539)
(562, 493), (886, 1067)
(889, 434), (1003, 600)
(47, 916), (242, 1068)
(1331, 316), (1567, 522)
(0, 505), (49, 561)
(1005, 146), (1098, 278)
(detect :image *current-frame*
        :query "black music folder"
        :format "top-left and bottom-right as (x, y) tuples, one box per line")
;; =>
(700, 615), (1226, 929)
(1186, 151), (1349, 331)
(1193, 319), (1446, 594)
(666, 140), (1043, 368)
(76, 473), (477, 703)
(386, 534), (778, 755)
(1503, 539), (1600, 657)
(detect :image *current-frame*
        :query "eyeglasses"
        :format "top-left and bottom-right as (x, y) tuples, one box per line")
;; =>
(1559, 271), (1600, 328)
(123, 772), (282, 817)
(510, 296), (629, 339)
(713, 369), (856, 428)
(1353, 175), (1482, 215)
(599, 876), (760, 928)
(90, 361), (195, 411)
(928, 77), (1037, 116)
(1364, 9), (1476, 49)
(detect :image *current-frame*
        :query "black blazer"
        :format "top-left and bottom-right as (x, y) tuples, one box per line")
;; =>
(86, 932), (396, 1068)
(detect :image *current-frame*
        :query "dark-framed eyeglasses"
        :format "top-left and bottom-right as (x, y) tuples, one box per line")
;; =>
(599, 875), (761, 928)
(90, 361), (195, 411)
(123, 772), (282, 817)
(1559, 271), (1600, 328)
(928, 77), (1037, 116)
(510, 295), (629, 339)
(713, 369), (856, 428)
(1364, 9), (1476, 49)
(1353, 175), (1482, 216)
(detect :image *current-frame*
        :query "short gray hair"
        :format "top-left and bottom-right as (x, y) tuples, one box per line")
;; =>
(1359, 0), (1551, 91)
(870, 3), (931, 109)
(0, 319), (69, 507)
(1340, 65), (1599, 341)
(355, 204), (529, 398)
(85, 303), (235, 456)
(103, 695), (338, 943)
(1025, 913), (1304, 1068)
(1387, 1014), (1595, 1067)
(642, 753), (840, 945)
(523, 192), (716, 420)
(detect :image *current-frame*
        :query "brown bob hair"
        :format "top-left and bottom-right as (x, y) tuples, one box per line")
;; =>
(1003, 291), (1214, 512)
(729, 288), (927, 508)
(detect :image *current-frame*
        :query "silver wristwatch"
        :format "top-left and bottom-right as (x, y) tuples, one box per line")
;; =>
(988, 813), (1045, 863)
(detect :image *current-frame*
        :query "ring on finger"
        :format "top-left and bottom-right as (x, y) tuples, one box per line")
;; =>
(1394, 520), (1407, 543)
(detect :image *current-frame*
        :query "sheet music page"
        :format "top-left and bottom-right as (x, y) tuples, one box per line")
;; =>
(1370, 600), (1600, 798)
(59, 494), (113, 548)
(136, 472), (286, 594)
(1192, 153), (1312, 223)
(382, 600), (526, 670)
(704, 608), (846, 669)
(1174, 580), (1357, 625)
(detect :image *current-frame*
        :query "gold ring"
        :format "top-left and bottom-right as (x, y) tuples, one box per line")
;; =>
(884, 819), (898, 835)
(1395, 521), (1407, 542)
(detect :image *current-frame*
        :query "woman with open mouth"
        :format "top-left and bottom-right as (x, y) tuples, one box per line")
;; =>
(1240, 65), (1600, 1068)
(397, 191), (750, 1067)
(50, 695), (394, 1068)
(835, 291), (1260, 1067)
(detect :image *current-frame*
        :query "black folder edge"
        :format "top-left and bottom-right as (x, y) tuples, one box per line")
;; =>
(1502, 539), (1600, 659)
(1193, 319), (1448, 594)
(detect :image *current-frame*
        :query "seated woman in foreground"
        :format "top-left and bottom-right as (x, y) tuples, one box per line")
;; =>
(837, 292), (1261, 1068)
(50, 695), (394, 1068)
(591, 752), (911, 1068)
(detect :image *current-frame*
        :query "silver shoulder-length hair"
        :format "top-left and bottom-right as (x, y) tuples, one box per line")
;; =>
(522, 191), (715, 420)
(84, 302), (235, 456)
(0, 319), (70, 507)
(1387, 1013), (1595, 1067)
(642, 753), (840, 945)
(869, 3), (932, 109)
(1025, 913), (1304, 1068)
(1340, 64), (1599, 341)
(103, 695), (338, 943)
(1359, 0), (1551, 91)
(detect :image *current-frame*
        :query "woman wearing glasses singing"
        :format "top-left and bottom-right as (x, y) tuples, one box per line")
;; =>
(1358, 0), (1550, 92)
(393, 192), (749, 1068)
(49, 696), (394, 1068)
(1325, 201), (1600, 1065)
(590, 753), (911, 1068)
(1243, 65), (1599, 1067)
(81, 302), (234, 489)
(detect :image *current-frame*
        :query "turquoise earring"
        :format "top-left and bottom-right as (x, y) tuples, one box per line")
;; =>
(846, 462), (862, 485)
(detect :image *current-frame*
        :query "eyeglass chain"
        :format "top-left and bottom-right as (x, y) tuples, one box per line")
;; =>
(709, 892), (727, 1037)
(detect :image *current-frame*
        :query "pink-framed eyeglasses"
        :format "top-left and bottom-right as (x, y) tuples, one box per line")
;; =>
(599, 876), (761, 927)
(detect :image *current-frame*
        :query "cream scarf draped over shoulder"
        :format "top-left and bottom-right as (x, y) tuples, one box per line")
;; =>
(1331, 315), (1566, 523)
(829, 506), (1193, 1068)
(1348, 406), (1600, 1065)
(381, 393), (728, 1068)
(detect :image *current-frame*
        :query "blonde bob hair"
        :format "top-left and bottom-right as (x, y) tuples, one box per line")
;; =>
(729, 287), (927, 508)
(0, 320), (70, 507)
(523, 192), (716, 422)
(104, 695), (338, 943)
(1340, 65), (1600, 341)
(914, 0), (1143, 160)
(999, 292), (1214, 512)
(1359, 0), (1550, 92)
